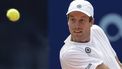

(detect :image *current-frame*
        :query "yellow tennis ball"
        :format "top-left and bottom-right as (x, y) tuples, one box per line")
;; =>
(6, 8), (20, 22)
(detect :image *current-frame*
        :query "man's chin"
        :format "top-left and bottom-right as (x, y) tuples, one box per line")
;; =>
(73, 34), (83, 38)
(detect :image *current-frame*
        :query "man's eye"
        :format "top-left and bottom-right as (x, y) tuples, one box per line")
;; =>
(70, 18), (75, 21)
(79, 19), (84, 23)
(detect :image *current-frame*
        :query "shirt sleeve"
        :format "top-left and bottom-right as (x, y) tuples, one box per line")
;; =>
(60, 49), (103, 69)
(92, 25), (117, 57)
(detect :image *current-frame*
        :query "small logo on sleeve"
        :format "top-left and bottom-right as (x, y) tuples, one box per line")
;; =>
(85, 63), (92, 69)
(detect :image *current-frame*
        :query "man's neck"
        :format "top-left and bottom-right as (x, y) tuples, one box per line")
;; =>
(71, 36), (90, 43)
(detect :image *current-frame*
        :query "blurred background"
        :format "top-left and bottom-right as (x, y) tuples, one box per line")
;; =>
(48, 0), (122, 69)
(0, 0), (48, 69)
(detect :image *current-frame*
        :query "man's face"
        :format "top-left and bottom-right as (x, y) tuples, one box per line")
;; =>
(68, 11), (93, 42)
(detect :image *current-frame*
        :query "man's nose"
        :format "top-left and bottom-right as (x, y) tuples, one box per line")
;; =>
(75, 21), (81, 27)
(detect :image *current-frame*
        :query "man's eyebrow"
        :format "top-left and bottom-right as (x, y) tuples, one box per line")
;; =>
(68, 15), (74, 17)
(80, 15), (88, 19)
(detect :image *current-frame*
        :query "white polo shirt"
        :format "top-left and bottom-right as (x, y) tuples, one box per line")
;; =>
(60, 25), (121, 69)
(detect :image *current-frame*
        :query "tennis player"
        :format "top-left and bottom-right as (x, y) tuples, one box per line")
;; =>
(60, 0), (122, 69)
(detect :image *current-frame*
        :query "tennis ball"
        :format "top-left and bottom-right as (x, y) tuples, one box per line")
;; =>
(6, 8), (20, 22)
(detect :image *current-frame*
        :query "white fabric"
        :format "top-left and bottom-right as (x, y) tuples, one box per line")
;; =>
(66, 0), (94, 17)
(60, 25), (121, 69)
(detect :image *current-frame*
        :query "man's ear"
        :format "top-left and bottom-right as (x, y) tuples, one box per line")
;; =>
(90, 17), (94, 27)
(91, 17), (94, 24)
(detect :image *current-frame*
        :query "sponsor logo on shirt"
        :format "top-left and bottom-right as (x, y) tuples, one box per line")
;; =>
(85, 47), (91, 53)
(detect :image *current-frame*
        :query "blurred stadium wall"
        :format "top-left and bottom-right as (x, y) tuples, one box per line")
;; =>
(0, 0), (48, 69)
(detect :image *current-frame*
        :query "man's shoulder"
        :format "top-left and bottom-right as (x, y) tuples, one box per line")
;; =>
(91, 24), (105, 35)
(60, 44), (88, 60)
(60, 44), (83, 53)
(60, 44), (86, 57)
(91, 24), (103, 31)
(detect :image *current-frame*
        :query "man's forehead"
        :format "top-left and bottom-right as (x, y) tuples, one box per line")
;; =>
(68, 11), (89, 18)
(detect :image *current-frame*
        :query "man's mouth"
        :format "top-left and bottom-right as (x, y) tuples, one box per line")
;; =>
(74, 31), (82, 33)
